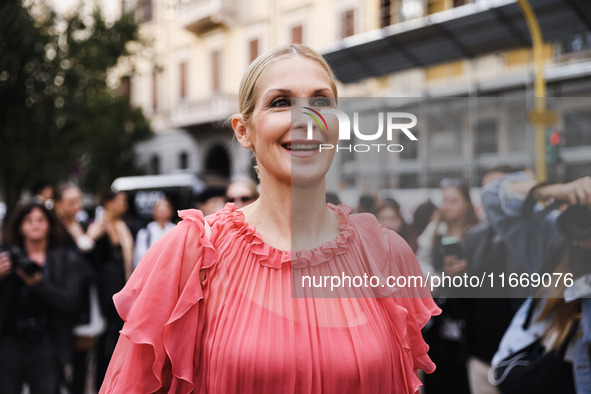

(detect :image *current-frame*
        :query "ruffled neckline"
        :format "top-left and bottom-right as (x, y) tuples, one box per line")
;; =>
(208, 203), (356, 269)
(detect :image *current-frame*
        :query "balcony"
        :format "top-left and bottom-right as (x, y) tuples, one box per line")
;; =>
(178, 0), (236, 34)
(171, 94), (238, 128)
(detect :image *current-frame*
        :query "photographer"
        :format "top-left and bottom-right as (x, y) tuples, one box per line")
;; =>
(482, 171), (591, 394)
(0, 202), (84, 394)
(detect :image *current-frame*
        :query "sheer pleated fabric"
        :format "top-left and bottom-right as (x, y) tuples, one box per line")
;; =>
(100, 204), (440, 394)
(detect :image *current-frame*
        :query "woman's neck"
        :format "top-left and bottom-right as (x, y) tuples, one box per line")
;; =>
(25, 238), (47, 255)
(446, 219), (466, 237)
(155, 218), (168, 228)
(104, 210), (119, 222)
(241, 175), (339, 251)
(56, 210), (75, 226)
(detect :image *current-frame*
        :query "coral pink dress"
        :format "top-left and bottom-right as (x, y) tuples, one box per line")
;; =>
(100, 204), (440, 394)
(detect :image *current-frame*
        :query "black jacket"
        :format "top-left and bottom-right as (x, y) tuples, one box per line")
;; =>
(0, 247), (85, 365)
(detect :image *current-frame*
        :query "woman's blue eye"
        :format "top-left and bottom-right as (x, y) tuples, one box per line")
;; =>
(311, 97), (334, 107)
(270, 98), (290, 107)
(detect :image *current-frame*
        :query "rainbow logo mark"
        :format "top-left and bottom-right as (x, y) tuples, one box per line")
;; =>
(302, 106), (328, 132)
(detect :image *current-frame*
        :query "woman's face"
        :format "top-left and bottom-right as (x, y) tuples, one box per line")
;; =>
(237, 56), (338, 186)
(56, 187), (82, 220)
(441, 187), (469, 223)
(152, 200), (173, 222)
(377, 206), (403, 233)
(106, 193), (128, 217)
(226, 182), (256, 208)
(21, 207), (50, 243)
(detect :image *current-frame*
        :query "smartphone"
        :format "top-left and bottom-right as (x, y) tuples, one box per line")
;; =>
(440, 236), (464, 257)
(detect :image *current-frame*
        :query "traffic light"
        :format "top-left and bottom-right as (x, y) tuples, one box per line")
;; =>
(546, 130), (561, 166)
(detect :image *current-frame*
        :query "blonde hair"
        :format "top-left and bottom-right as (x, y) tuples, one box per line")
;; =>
(536, 246), (584, 351)
(238, 44), (338, 125)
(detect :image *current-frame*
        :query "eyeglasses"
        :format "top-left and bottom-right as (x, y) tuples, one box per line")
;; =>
(227, 195), (255, 203)
(439, 178), (465, 188)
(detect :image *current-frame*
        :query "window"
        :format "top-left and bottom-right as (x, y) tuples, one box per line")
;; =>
(120, 76), (131, 104)
(564, 109), (591, 147)
(121, 0), (132, 14)
(248, 38), (259, 63)
(400, 130), (419, 160)
(427, 104), (463, 157)
(291, 25), (303, 44)
(474, 119), (498, 155)
(340, 9), (355, 39)
(212, 50), (221, 92)
(507, 106), (527, 152)
(561, 32), (591, 54)
(152, 69), (158, 112)
(143, 0), (153, 22)
(380, 0), (391, 28)
(179, 61), (187, 100)
(427, 0), (446, 15)
(150, 154), (160, 175)
(399, 174), (419, 189)
(401, 0), (425, 20)
(179, 152), (189, 169)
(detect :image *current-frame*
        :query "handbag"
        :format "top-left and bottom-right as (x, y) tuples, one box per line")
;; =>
(73, 284), (106, 349)
(488, 300), (578, 394)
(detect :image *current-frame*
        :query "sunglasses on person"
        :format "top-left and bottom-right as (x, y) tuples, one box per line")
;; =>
(227, 195), (255, 203)
(439, 178), (466, 188)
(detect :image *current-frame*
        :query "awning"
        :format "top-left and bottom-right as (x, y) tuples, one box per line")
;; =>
(323, 0), (591, 83)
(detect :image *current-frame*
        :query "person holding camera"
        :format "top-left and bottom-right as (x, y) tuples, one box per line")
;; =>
(417, 178), (479, 394)
(482, 171), (591, 394)
(54, 182), (106, 394)
(0, 202), (84, 394)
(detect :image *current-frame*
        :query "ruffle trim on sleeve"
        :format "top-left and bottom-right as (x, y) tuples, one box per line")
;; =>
(347, 212), (441, 393)
(104, 208), (217, 393)
(380, 297), (440, 394)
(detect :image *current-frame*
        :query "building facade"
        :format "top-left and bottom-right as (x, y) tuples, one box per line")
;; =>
(124, 0), (591, 198)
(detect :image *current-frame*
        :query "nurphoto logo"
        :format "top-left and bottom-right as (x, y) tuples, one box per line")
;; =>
(303, 106), (418, 153)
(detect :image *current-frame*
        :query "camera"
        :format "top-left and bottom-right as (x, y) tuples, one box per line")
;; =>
(557, 205), (591, 241)
(9, 246), (42, 275)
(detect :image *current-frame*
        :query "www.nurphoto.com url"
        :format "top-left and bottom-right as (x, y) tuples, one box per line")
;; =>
(300, 272), (574, 293)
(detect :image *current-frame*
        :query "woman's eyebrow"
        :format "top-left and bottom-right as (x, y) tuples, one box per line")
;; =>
(262, 88), (334, 98)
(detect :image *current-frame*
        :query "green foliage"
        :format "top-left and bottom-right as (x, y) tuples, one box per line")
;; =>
(0, 0), (153, 210)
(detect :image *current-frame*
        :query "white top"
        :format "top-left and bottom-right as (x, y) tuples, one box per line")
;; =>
(133, 221), (175, 268)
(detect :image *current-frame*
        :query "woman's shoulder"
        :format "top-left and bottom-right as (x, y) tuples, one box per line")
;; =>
(178, 208), (206, 223)
(346, 207), (409, 247)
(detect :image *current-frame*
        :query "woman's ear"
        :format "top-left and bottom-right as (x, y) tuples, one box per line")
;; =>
(232, 114), (253, 149)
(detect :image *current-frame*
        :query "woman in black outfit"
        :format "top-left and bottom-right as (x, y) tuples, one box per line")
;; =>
(0, 202), (83, 394)
(91, 190), (134, 389)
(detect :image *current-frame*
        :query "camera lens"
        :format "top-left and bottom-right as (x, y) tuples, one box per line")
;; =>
(557, 205), (591, 241)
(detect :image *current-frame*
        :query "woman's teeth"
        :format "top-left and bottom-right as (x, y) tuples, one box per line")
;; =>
(283, 143), (319, 151)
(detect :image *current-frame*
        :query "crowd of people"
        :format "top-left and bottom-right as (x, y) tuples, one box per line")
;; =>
(1, 42), (589, 394)
(0, 178), (259, 394)
(1, 168), (590, 394)
(349, 166), (591, 394)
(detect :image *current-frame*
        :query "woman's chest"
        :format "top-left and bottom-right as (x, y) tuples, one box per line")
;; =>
(200, 267), (400, 394)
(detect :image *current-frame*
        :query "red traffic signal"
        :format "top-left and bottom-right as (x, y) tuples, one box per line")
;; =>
(549, 131), (561, 146)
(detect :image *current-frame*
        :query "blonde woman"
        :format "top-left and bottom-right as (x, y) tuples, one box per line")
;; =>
(100, 45), (439, 394)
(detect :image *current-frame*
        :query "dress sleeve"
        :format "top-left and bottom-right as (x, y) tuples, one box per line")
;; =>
(99, 209), (217, 394)
(384, 229), (442, 375)
(352, 213), (441, 377)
